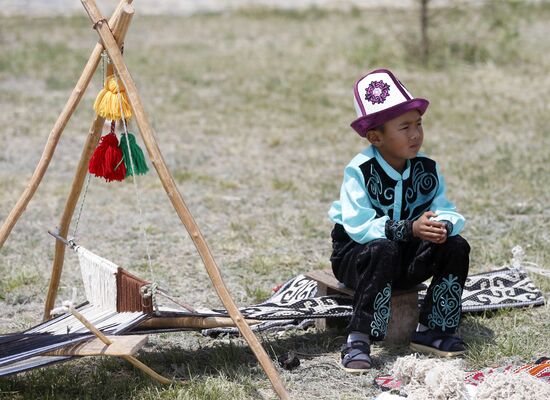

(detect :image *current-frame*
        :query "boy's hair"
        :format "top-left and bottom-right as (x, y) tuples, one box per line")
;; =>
(373, 124), (385, 134)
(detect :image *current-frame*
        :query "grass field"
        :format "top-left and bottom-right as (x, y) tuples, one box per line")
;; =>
(0, 1), (549, 399)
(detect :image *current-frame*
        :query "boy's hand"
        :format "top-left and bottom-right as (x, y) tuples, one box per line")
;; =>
(412, 211), (447, 243)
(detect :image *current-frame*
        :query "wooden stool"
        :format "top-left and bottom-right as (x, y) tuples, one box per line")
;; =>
(304, 269), (427, 345)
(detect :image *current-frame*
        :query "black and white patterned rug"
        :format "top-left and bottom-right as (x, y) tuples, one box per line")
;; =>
(203, 267), (545, 336)
(443, 267), (545, 313)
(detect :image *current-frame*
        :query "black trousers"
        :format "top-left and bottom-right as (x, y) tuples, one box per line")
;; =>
(330, 223), (470, 341)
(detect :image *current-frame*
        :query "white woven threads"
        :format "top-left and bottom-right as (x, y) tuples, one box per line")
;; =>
(28, 306), (143, 335)
(76, 246), (118, 311)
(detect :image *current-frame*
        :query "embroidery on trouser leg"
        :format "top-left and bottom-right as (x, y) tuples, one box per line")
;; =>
(370, 283), (392, 338)
(428, 274), (462, 332)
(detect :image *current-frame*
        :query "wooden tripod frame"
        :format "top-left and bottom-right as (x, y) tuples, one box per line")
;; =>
(0, 1), (289, 398)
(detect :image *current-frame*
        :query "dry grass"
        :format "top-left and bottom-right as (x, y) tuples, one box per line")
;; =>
(0, 1), (549, 399)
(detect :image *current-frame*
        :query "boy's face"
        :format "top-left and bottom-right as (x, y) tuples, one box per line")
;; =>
(366, 109), (423, 170)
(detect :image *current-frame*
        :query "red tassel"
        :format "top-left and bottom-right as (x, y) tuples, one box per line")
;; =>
(89, 128), (126, 182)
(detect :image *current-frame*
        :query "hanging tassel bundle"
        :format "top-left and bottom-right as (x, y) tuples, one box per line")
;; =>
(119, 132), (149, 177)
(93, 75), (133, 121)
(89, 122), (126, 182)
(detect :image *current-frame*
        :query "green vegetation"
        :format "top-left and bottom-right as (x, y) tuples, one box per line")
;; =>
(0, 1), (549, 398)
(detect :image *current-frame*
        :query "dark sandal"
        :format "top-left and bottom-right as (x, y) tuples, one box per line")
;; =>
(410, 329), (466, 357)
(340, 340), (372, 374)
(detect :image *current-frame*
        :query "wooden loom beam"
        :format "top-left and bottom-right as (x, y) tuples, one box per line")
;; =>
(79, 1), (290, 398)
(43, 2), (135, 320)
(44, 335), (148, 357)
(139, 316), (262, 330)
(0, 0), (134, 250)
(68, 307), (171, 385)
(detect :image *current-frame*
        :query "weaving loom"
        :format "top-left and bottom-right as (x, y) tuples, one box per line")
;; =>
(0, 1), (289, 398)
(0, 240), (152, 378)
(76, 244), (153, 314)
(0, 231), (271, 380)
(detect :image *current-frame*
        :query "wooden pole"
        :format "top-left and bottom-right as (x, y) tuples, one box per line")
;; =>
(139, 316), (261, 330)
(68, 307), (171, 384)
(0, 0), (133, 250)
(43, 4), (135, 320)
(79, 1), (289, 398)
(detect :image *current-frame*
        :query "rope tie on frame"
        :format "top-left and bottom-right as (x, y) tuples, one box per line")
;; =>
(92, 18), (108, 31)
(140, 282), (158, 313)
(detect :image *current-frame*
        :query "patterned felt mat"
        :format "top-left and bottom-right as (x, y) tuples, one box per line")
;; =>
(432, 267), (545, 313)
(203, 267), (545, 335)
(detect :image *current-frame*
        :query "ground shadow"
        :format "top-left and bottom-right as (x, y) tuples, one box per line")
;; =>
(0, 317), (498, 398)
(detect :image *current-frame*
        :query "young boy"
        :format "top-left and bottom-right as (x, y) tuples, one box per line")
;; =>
(328, 69), (470, 373)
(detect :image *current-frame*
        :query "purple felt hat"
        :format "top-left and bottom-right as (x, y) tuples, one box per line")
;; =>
(350, 69), (429, 137)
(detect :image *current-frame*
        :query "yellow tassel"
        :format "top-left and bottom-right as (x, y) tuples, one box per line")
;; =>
(93, 75), (133, 120)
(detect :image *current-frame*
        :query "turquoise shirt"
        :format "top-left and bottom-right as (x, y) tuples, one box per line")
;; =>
(328, 146), (465, 244)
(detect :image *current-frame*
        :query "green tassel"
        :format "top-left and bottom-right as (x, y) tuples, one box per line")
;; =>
(119, 132), (149, 177)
